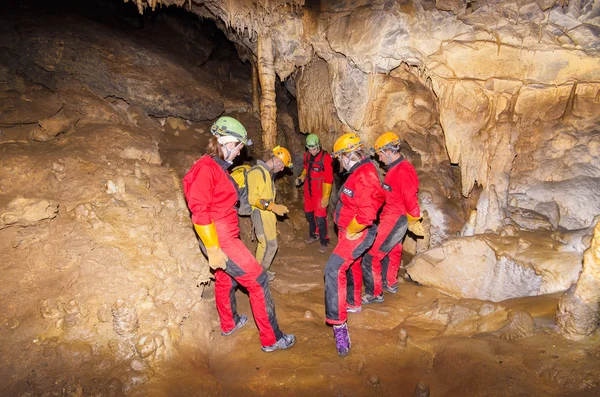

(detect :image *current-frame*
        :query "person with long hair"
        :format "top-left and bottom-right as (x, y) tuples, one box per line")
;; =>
(183, 116), (295, 352)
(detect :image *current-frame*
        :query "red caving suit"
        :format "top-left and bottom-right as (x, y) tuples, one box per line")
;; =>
(324, 159), (385, 325)
(183, 155), (283, 346)
(362, 156), (420, 296)
(302, 150), (334, 244)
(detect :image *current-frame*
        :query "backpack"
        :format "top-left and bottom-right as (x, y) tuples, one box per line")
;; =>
(230, 165), (267, 216)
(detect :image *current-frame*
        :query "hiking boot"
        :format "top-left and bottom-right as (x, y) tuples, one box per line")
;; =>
(221, 315), (248, 336)
(261, 333), (296, 352)
(346, 305), (362, 314)
(304, 235), (319, 244)
(319, 244), (328, 254)
(333, 322), (351, 357)
(361, 294), (384, 305)
(384, 284), (398, 294)
(267, 270), (276, 282)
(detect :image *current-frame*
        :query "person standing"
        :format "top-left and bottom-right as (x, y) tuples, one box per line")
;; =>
(323, 133), (385, 357)
(183, 116), (295, 352)
(247, 146), (293, 281)
(296, 134), (334, 254)
(361, 132), (425, 304)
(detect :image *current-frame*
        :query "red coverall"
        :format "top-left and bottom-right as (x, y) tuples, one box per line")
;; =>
(324, 159), (385, 325)
(362, 157), (420, 296)
(303, 150), (333, 244)
(183, 155), (283, 346)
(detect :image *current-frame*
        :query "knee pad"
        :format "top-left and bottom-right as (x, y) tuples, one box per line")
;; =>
(324, 253), (345, 275)
(266, 238), (278, 253)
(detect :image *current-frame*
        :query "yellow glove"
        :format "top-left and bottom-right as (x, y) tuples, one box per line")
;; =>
(321, 183), (332, 208)
(407, 214), (426, 236)
(346, 217), (366, 240)
(205, 246), (228, 270)
(194, 223), (228, 270)
(296, 169), (306, 187)
(270, 203), (289, 216)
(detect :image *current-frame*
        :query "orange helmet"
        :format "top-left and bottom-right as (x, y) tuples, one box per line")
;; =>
(333, 133), (364, 157)
(374, 131), (401, 152)
(272, 146), (293, 168)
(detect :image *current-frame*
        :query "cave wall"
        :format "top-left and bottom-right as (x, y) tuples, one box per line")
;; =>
(159, 0), (600, 236)
(0, 6), (231, 391)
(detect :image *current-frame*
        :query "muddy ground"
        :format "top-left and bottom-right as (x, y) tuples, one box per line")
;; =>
(140, 235), (600, 397)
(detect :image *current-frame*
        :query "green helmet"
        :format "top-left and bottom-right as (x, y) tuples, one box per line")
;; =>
(211, 116), (252, 145)
(306, 133), (320, 148)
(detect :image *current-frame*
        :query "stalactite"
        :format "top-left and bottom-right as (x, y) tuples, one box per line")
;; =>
(251, 59), (260, 114)
(257, 33), (277, 152)
(136, 0), (144, 14)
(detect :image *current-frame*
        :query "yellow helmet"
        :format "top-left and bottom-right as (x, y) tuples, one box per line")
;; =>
(333, 133), (364, 157)
(272, 146), (293, 168)
(374, 131), (401, 152)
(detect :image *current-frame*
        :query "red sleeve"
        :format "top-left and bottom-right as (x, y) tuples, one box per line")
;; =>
(401, 163), (420, 218)
(183, 163), (216, 226)
(324, 152), (333, 184)
(303, 152), (309, 172)
(354, 167), (385, 227)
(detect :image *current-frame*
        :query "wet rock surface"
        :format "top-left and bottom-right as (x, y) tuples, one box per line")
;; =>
(407, 231), (585, 301)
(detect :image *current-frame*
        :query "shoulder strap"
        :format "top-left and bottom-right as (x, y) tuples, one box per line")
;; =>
(309, 150), (326, 167)
(247, 165), (267, 183)
(318, 150), (328, 166)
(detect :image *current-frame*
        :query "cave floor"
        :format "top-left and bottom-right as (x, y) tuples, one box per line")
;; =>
(138, 237), (600, 397)
(141, 114), (600, 397)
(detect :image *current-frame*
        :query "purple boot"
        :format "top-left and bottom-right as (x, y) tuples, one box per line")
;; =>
(333, 322), (351, 357)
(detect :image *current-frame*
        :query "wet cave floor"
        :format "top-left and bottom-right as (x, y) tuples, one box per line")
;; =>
(138, 236), (600, 397)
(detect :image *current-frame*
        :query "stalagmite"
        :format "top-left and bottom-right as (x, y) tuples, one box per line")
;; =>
(257, 33), (277, 152)
(557, 220), (600, 340)
(251, 59), (260, 114)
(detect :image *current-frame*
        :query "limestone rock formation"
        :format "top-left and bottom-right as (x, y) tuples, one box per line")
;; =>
(158, 0), (600, 237)
(400, 297), (509, 336)
(0, 197), (59, 229)
(407, 231), (584, 301)
(0, 10), (223, 122)
(497, 310), (537, 341)
(0, 11), (218, 390)
(2, 0), (600, 393)
(557, 220), (600, 340)
(509, 122), (600, 230)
